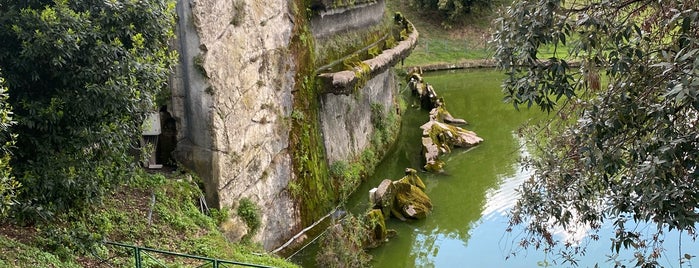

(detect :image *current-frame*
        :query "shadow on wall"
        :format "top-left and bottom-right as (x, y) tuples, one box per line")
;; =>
(157, 105), (178, 167)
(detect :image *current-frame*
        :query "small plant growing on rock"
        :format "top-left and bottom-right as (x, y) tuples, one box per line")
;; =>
(193, 54), (208, 78)
(237, 197), (260, 241)
(316, 214), (372, 268)
(329, 161), (362, 203)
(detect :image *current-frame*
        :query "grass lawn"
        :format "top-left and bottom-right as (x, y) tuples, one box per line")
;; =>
(387, 0), (498, 66)
(390, 0), (576, 67)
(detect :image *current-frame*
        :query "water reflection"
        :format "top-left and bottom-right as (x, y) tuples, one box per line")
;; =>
(293, 69), (698, 267)
(368, 69), (543, 267)
(481, 136), (531, 221)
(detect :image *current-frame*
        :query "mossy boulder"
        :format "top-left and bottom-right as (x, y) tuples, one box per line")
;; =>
(399, 168), (426, 191)
(392, 180), (432, 219)
(424, 159), (445, 173)
(430, 104), (467, 125)
(365, 209), (388, 248)
(422, 121), (482, 149)
(420, 120), (483, 172)
(371, 179), (397, 219)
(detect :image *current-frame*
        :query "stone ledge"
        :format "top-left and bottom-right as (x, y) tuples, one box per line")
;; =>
(408, 59), (582, 72)
(311, 0), (379, 11)
(318, 21), (419, 95)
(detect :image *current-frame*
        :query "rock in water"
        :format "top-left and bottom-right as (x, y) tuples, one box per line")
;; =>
(399, 168), (426, 191)
(365, 209), (388, 248)
(421, 121), (483, 148)
(392, 180), (432, 219)
(420, 121), (482, 172)
(373, 179), (396, 218)
(430, 105), (467, 125)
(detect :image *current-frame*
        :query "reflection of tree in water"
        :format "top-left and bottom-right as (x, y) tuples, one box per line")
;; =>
(413, 71), (535, 233)
(367, 70), (541, 267)
(411, 230), (439, 268)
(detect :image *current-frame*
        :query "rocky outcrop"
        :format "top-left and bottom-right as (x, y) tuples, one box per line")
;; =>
(170, 0), (411, 252)
(369, 168), (432, 221)
(407, 71), (483, 172)
(170, 0), (297, 250)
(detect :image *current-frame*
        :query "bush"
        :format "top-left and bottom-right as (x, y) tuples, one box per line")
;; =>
(316, 214), (371, 268)
(237, 198), (261, 240)
(329, 161), (363, 203)
(0, 73), (17, 218)
(408, 0), (500, 23)
(0, 0), (177, 222)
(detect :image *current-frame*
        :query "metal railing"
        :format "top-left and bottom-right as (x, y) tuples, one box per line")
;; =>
(104, 241), (276, 268)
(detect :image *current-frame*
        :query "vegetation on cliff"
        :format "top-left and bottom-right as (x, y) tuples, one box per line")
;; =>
(290, 0), (407, 226)
(288, 0), (337, 226)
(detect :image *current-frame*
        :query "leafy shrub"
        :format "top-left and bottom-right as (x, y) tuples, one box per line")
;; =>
(316, 214), (371, 268)
(0, 0), (178, 222)
(0, 73), (17, 218)
(329, 161), (363, 203)
(237, 198), (261, 240)
(408, 0), (500, 23)
(209, 207), (229, 226)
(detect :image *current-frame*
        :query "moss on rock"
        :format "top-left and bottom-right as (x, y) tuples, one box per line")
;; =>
(397, 168), (426, 191)
(365, 209), (388, 248)
(392, 180), (432, 219)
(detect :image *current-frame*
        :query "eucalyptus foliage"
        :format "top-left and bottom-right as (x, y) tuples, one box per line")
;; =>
(494, 0), (699, 266)
(0, 0), (177, 221)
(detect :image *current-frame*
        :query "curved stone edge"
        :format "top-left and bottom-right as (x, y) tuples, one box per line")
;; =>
(318, 20), (419, 95)
(408, 59), (496, 72)
(407, 59), (583, 72)
(311, 0), (379, 11)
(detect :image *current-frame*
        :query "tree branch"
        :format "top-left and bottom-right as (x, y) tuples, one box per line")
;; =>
(564, 0), (648, 13)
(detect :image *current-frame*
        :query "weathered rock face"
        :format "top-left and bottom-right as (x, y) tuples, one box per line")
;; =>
(170, 0), (409, 252)
(170, 0), (297, 250)
(320, 70), (397, 164)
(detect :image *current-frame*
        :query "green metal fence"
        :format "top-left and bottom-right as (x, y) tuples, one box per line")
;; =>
(104, 241), (275, 268)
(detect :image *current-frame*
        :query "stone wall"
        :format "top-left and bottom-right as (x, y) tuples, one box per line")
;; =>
(310, 0), (385, 39)
(320, 70), (396, 164)
(170, 0), (298, 250)
(170, 0), (409, 252)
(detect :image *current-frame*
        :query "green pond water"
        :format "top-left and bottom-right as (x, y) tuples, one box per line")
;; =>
(291, 69), (697, 267)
